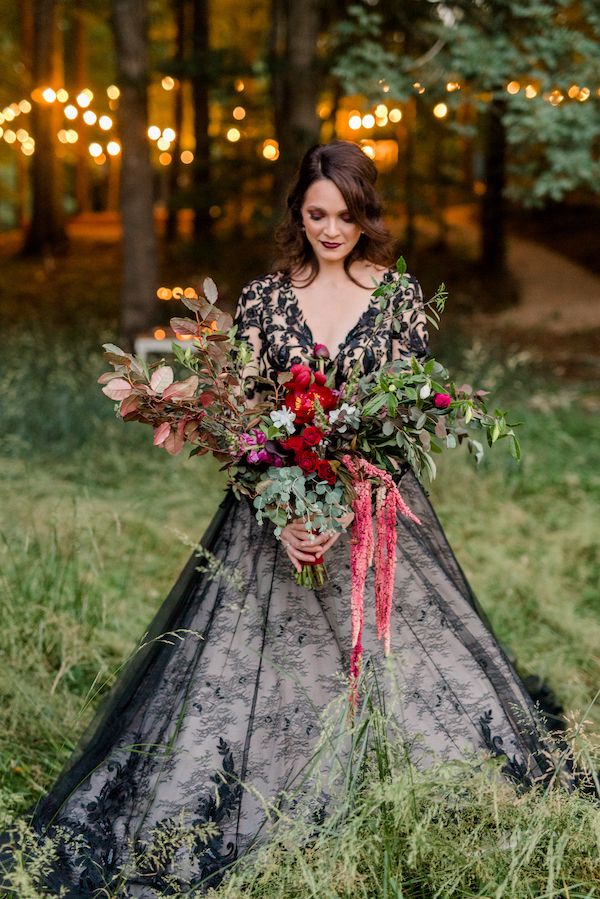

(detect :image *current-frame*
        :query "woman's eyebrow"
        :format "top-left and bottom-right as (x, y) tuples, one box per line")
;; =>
(306, 205), (350, 214)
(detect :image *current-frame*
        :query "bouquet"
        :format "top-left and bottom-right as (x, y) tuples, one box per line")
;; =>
(99, 260), (520, 691)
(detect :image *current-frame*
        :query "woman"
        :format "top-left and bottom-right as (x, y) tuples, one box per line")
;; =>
(2, 141), (561, 897)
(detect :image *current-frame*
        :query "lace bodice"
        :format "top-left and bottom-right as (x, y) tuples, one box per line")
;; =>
(232, 267), (429, 399)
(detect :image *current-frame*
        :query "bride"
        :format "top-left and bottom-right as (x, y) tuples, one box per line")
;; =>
(1, 140), (565, 897)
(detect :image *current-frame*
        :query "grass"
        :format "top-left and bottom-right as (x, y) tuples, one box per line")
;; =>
(0, 245), (599, 895)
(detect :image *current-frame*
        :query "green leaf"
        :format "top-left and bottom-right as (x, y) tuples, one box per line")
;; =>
(395, 256), (407, 275)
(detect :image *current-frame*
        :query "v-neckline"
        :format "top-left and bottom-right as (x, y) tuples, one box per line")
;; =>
(282, 269), (393, 363)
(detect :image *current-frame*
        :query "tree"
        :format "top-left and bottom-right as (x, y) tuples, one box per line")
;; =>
(23, 0), (68, 257)
(333, 0), (600, 287)
(112, 0), (158, 347)
(190, 0), (212, 238)
(269, 0), (322, 213)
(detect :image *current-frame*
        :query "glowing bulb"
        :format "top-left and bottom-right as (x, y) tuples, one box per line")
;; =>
(147, 125), (161, 140)
(374, 104), (388, 117)
(16, 129), (28, 142)
(159, 151), (172, 165)
(161, 76), (175, 91)
(66, 130), (78, 143)
(56, 88), (69, 103)
(98, 115), (112, 130)
(157, 136), (171, 151)
(94, 153), (106, 165)
(153, 328), (166, 339)
(389, 108), (402, 123)
(232, 106), (246, 120)
(88, 142), (103, 157)
(42, 87), (57, 103)
(3, 108), (15, 121)
(76, 90), (92, 108)
(162, 127), (175, 141)
(361, 143), (375, 159)
(19, 99), (32, 113)
(22, 143), (34, 155)
(156, 288), (172, 300)
(262, 143), (279, 160)
(83, 110), (97, 125)
(361, 114), (375, 128)
(64, 104), (78, 120)
(180, 150), (194, 164)
(446, 81), (460, 92)
(234, 79), (245, 92)
(567, 84), (580, 99)
(107, 140), (121, 156)
(348, 114), (362, 130)
(578, 87), (590, 101)
(4, 130), (16, 143)
(226, 127), (241, 142)
(433, 103), (448, 118)
(107, 85), (120, 100)
(506, 81), (520, 94)
(57, 129), (68, 143)
(525, 84), (538, 99)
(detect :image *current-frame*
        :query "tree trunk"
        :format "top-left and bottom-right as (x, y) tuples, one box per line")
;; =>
(191, 0), (212, 239)
(23, 0), (68, 256)
(480, 98), (507, 276)
(112, 0), (158, 348)
(166, 0), (186, 243)
(73, 0), (91, 213)
(270, 0), (321, 215)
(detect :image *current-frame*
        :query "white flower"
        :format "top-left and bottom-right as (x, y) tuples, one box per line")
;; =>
(270, 408), (296, 434)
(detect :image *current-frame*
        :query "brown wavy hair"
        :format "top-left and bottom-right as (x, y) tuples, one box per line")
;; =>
(273, 140), (396, 288)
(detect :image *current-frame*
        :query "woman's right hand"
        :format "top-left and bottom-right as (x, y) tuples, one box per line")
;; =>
(280, 518), (329, 573)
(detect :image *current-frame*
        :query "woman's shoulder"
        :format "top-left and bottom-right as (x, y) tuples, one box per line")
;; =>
(239, 270), (286, 299)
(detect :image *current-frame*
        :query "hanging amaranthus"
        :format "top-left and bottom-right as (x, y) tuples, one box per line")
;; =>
(342, 455), (421, 704)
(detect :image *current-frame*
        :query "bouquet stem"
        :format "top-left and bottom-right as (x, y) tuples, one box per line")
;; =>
(294, 561), (328, 588)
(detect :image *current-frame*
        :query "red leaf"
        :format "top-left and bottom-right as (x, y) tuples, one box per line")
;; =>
(162, 374), (199, 401)
(199, 391), (216, 407)
(170, 317), (202, 337)
(120, 395), (141, 417)
(98, 371), (123, 385)
(153, 422), (171, 446)
(164, 430), (185, 455)
(150, 366), (174, 395)
(102, 378), (133, 401)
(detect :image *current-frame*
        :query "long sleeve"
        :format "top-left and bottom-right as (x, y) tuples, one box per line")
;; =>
(232, 279), (266, 403)
(389, 273), (429, 364)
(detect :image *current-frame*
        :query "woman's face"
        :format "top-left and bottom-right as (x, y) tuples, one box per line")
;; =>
(300, 178), (363, 265)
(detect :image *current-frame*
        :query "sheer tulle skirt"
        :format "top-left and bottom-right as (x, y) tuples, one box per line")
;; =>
(2, 473), (558, 897)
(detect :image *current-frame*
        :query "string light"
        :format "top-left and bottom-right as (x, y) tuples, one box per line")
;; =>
(162, 127), (175, 141)
(232, 106), (246, 120)
(506, 81), (520, 94)
(98, 115), (112, 130)
(159, 151), (172, 165)
(361, 113), (375, 128)
(94, 152), (106, 165)
(234, 79), (245, 92)
(147, 125), (161, 140)
(88, 141), (103, 157)
(433, 102), (448, 118)
(66, 130), (78, 143)
(64, 104), (78, 119)
(76, 90), (92, 108)
(157, 136), (171, 151)
(389, 108), (402, 122)
(226, 127), (241, 142)
(181, 150), (194, 164)
(107, 85), (120, 100)
(446, 81), (461, 92)
(83, 110), (97, 125)
(374, 103), (388, 117)
(156, 287), (172, 300)
(4, 130), (16, 143)
(56, 89), (69, 102)
(348, 114), (362, 130)
(106, 140), (121, 156)
(18, 99), (31, 113)
(525, 84), (538, 98)
(262, 139), (279, 160)
(42, 88), (57, 103)
(161, 76), (175, 91)
(578, 87), (590, 101)
(153, 328), (167, 339)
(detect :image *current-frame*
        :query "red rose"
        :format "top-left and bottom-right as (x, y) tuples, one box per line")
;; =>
(316, 459), (336, 485)
(296, 450), (319, 473)
(313, 370), (327, 386)
(312, 343), (330, 359)
(281, 434), (306, 453)
(433, 393), (452, 409)
(302, 426), (324, 446)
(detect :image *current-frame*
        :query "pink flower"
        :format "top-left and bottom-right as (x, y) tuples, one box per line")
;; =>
(313, 343), (330, 359)
(433, 393), (452, 409)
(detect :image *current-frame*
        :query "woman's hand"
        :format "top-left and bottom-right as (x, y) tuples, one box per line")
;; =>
(280, 510), (355, 573)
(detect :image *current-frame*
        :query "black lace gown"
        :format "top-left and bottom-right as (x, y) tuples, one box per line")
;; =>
(2, 269), (560, 897)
